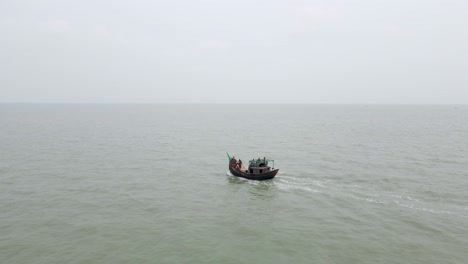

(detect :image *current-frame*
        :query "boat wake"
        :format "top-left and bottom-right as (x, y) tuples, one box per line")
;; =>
(275, 176), (324, 193)
(273, 175), (467, 218)
(225, 170), (466, 217)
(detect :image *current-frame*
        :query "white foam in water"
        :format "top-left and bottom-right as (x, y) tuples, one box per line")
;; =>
(275, 177), (321, 193)
(276, 182), (318, 193)
(277, 174), (467, 218)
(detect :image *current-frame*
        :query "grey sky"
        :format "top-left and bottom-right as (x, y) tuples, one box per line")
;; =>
(1, 0), (467, 103)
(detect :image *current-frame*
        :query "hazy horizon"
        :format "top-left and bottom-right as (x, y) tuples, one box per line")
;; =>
(11, 102), (468, 105)
(2, 0), (467, 104)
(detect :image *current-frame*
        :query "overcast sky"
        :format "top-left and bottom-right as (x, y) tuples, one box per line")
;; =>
(1, 0), (467, 103)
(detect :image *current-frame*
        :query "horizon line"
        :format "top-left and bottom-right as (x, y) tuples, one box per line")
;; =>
(0, 102), (467, 105)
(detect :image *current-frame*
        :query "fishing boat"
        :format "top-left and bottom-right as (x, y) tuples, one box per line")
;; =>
(227, 153), (279, 181)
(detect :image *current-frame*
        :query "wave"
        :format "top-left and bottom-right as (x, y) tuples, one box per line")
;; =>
(225, 170), (466, 217)
(272, 174), (468, 218)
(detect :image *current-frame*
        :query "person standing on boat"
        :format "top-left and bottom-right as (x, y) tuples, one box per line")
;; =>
(238, 159), (242, 169)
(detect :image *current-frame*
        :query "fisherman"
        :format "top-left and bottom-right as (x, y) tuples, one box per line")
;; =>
(239, 159), (243, 169)
(230, 157), (237, 167)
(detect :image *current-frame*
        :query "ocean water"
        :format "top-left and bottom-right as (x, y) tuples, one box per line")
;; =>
(0, 104), (467, 264)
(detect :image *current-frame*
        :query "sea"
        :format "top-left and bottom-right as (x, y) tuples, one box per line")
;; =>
(1, 104), (467, 264)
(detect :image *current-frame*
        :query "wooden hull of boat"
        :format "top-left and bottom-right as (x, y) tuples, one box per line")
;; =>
(229, 165), (278, 181)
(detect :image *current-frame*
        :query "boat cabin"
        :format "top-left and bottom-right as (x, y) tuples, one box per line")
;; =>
(248, 158), (275, 174)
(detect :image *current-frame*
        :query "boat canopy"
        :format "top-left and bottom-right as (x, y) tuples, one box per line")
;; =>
(249, 158), (275, 168)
